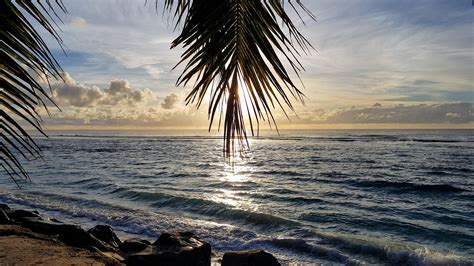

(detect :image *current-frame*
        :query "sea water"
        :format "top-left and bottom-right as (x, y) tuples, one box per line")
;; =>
(1, 130), (473, 265)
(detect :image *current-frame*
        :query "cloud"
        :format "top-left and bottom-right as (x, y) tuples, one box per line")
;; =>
(50, 73), (155, 107)
(385, 91), (474, 102)
(297, 0), (473, 107)
(37, 73), (207, 128)
(161, 93), (179, 109)
(70, 16), (87, 28)
(142, 65), (165, 78)
(44, 105), (209, 129)
(295, 103), (473, 124)
(32, 73), (473, 129)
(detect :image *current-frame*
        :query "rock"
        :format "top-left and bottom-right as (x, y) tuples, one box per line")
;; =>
(88, 225), (122, 249)
(153, 231), (211, 265)
(0, 209), (12, 224)
(125, 231), (211, 266)
(0, 204), (10, 210)
(124, 246), (161, 266)
(0, 224), (56, 241)
(5, 209), (41, 223)
(119, 238), (150, 253)
(18, 217), (63, 235)
(222, 250), (280, 266)
(58, 224), (115, 252)
(17, 217), (114, 252)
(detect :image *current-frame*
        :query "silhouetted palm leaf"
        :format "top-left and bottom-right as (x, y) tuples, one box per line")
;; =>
(165, 0), (314, 158)
(1, 1), (66, 185)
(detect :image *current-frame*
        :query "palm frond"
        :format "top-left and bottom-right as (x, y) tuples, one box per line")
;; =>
(0, 0), (66, 185)
(165, 0), (314, 158)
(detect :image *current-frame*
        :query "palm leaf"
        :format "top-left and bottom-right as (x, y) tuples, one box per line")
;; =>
(0, 0), (66, 185)
(165, 0), (314, 158)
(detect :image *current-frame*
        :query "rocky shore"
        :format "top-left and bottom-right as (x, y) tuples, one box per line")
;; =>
(0, 203), (280, 265)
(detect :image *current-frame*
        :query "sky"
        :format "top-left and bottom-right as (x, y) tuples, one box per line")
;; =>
(34, 0), (473, 130)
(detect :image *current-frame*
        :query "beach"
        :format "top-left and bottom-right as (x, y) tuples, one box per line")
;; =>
(0, 204), (281, 265)
(0, 225), (116, 265)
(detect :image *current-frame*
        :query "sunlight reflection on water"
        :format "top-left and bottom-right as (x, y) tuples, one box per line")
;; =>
(209, 157), (258, 211)
(223, 168), (250, 183)
(221, 155), (255, 183)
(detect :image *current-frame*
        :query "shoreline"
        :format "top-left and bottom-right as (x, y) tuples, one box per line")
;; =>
(1, 185), (473, 265)
(0, 203), (281, 265)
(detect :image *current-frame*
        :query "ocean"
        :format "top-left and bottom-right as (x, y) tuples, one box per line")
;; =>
(1, 129), (473, 265)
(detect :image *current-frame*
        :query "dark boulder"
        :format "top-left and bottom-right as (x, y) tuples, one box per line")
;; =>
(5, 209), (41, 222)
(124, 246), (162, 266)
(88, 225), (122, 249)
(222, 250), (280, 266)
(120, 238), (150, 253)
(58, 224), (115, 252)
(18, 217), (63, 235)
(125, 231), (211, 266)
(17, 217), (114, 252)
(153, 231), (211, 265)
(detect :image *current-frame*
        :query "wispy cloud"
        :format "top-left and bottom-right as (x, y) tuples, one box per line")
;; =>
(299, 0), (473, 106)
(70, 16), (87, 28)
